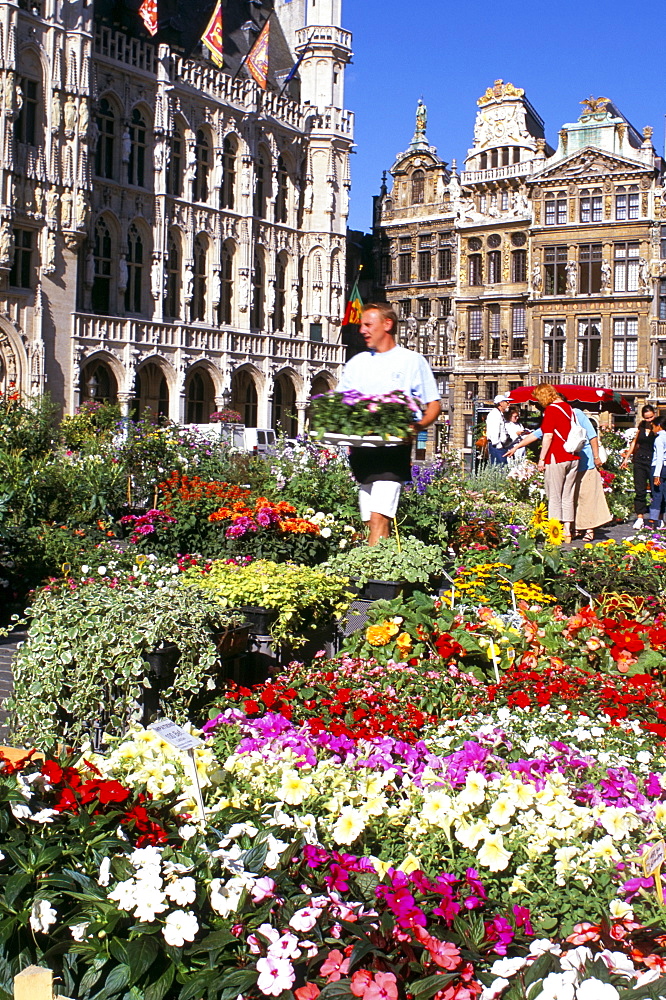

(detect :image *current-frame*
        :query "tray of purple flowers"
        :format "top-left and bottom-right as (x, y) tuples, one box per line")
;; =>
(314, 431), (409, 448)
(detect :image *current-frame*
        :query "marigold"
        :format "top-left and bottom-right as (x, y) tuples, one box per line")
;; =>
(365, 623), (392, 646)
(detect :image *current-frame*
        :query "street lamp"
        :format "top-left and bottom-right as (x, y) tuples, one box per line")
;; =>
(87, 373), (99, 399)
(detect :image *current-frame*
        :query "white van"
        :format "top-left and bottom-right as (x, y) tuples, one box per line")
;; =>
(243, 428), (277, 455)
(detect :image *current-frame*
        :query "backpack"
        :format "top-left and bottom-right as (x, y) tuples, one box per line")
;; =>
(553, 403), (587, 454)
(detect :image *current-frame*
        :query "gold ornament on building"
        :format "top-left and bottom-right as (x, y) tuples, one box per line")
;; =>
(580, 96), (610, 115)
(477, 79), (524, 106)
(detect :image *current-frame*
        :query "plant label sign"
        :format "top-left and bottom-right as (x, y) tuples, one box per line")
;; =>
(149, 719), (202, 751)
(642, 840), (665, 905)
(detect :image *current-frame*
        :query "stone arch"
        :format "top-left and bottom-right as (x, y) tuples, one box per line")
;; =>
(78, 352), (121, 406)
(133, 355), (176, 420)
(231, 364), (263, 428)
(272, 367), (300, 437)
(185, 361), (219, 424)
(310, 370), (336, 398)
(0, 316), (29, 396)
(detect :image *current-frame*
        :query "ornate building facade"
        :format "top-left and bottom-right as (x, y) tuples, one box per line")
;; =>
(374, 83), (666, 460)
(0, 0), (353, 432)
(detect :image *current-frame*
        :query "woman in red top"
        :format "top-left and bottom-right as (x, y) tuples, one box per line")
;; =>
(534, 383), (580, 544)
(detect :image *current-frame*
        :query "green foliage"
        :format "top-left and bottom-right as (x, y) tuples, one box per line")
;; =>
(309, 389), (418, 439)
(327, 535), (447, 586)
(7, 580), (243, 749)
(60, 400), (122, 450)
(184, 558), (354, 646)
(264, 438), (360, 522)
(0, 391), (58, 458)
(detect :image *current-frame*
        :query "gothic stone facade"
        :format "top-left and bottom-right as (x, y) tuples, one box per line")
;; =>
(373, 83), (666, 460)
(0, 0), (353, 432)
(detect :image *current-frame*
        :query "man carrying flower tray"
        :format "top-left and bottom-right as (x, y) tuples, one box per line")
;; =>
(337, 303), (441, 544)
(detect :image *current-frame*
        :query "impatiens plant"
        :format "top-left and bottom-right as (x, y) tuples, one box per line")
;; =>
(309, 389), (421, 440)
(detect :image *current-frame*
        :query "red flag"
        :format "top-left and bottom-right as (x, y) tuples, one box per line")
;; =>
(201, 2), (224, 68)
(138, 0), (158, 36)
(246, 17), (270, 89)
(342, 280), (363, 325)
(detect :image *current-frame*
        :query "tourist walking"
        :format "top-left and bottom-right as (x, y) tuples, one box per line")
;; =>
(533, 384), (580, 544)
(648, 413), (666, 529)
(485, 394), (511, 465)
(337, 303), (441, 545)
(621, 404), (657, 531)
(572, 408), (611, 542)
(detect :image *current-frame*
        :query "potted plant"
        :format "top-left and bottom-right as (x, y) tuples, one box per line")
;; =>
(6, 575), (246, 750)
(326, 535), (447, 599)
(181, 558), (354, 649)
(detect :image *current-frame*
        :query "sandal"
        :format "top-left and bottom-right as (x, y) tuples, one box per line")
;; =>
(563, 533), (572, 544)
(582, 530), (594, 542)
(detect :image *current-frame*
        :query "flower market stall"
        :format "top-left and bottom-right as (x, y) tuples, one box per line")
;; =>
(2, 392), (666, 998)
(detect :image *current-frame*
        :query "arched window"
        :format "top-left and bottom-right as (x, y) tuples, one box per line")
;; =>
(166, 128), (183, 197)
(81, 363), (117, 404)
(125, 224), (144, 314)
(14, 72), (40, 147)
(221, 136), (237, 210)
(219, 242), (234, 325)
(95, 98), (116, 179)
(92, 218), (112, 314)
(411, 169), (425, 205)
(128, 108), (147, 187)
(251, 256), (264, 329)
(164, 231), (180, 319)
(274, 257), (286, 331)
(191, 236), (207, 321)
(275, 155), (288, 224)
(193, 129), (210, 203)
(187, 372), (206, 423)
(254, 149), (271, 219)
(233, 371), (258, 427)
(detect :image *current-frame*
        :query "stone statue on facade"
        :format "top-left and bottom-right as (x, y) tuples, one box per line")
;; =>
(601, 258), (612, 291)
(266, 279), (276, 317)
(566, 260), (578, 295)
(118, 256), (129, 292)
(121, 127), (131, 163)
(290, 283), (299, 317)
(60, 189), (72, 227)
(75, 191), (89, 228)
(151, 257), (162, 300)
(43, 231), (57, 274)
(639, 257), (651, 292)
(239, 271), (250, 312)
(64, 94), (77, 137)
(212, 269), (222, 306)
(51, 92), (61, 133)
(303, 179), (314, 215)
(184, 264), (194, 303)
(0, 222), (12, 267)
(78, 100), (89, 136)
(531, 261), (542, 295)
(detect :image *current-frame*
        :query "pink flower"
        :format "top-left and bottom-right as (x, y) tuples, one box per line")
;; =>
(364, 972), (399, 1000)
(289, 905), (322, 932)
(256, 955), (295, 996)
(250, 876), (276, 902)
(295, 987), (320, 1000)
(351, 970), (374, 997)
(320, 948), (350, 982)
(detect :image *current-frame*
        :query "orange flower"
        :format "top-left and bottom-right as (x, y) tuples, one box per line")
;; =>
(395, 632), (413, 658)
(366, 624), (392, 646)
(280, 518), (320, 535)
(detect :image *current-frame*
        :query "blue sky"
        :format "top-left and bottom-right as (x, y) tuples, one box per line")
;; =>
(343, 0), (666, 233)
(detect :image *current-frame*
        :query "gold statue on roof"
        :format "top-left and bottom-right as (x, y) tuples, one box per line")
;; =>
(580, 96), (610, 114)
(477, 79), (524, 106)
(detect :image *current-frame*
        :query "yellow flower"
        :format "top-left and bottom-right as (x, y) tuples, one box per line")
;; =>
(545, 519), (564, 546)
(395, 632), (413, 657)
(366, 623), (391, 646)
(531, 503), (549, 529)
(478, 833), (513, 871)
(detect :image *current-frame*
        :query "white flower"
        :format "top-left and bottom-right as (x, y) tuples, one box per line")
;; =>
(133, 887), (168, 923)
(29, 809), (57, 824)
(576, 980), (619, 1000)
(178, 824), (198, 840)
(70, 922), (90, 941)
(210, 877), (245, 918)
(490, 956), (527, 977)
(480, 979), (509, 1000)
(165, 877), (197, 906)
(477, 833), (512, 872)
(162, 909), (199, 947)
(10, 802), (32, 820)
(256, 955), (295, 996)
(97, 565), (107, 575)
(30, 899), (58, 933)
(536, 972), (576, 1000)
(332, 807), (365, 846)
(81, 564), (90, 575)
(98, 857), (111, 887)
(108, 878), (138, 912)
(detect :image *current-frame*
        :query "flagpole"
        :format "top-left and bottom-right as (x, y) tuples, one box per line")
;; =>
(278, 29), (316, 98)
(232, 10), (272, 83)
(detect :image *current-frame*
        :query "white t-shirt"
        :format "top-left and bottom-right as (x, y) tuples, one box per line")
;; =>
(337, 345), (440, 419)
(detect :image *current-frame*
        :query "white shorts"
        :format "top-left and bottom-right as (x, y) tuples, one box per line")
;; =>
(358, 481), (402, 521)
